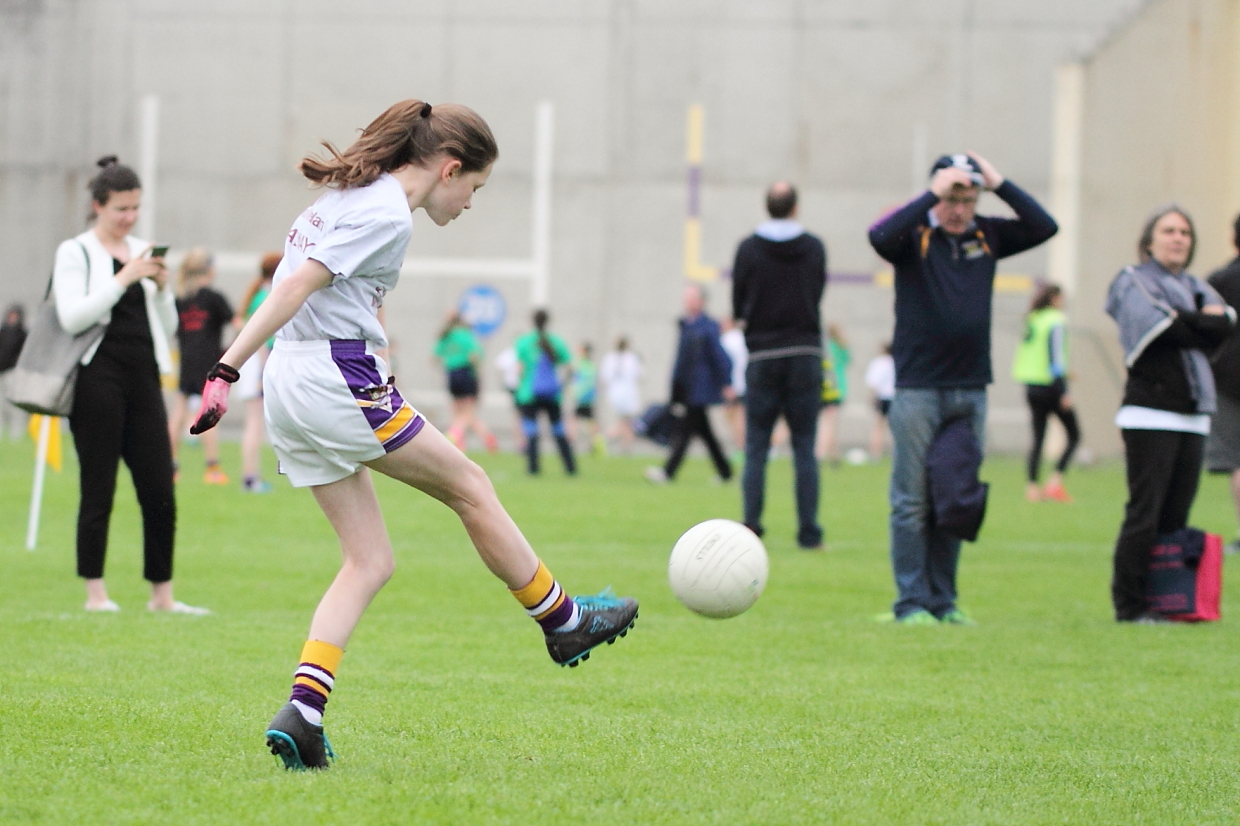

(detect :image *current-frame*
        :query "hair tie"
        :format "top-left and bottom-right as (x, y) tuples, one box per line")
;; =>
(420, 102), (432, 118)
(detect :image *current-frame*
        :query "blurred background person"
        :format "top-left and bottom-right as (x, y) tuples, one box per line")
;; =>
(601, 335), (643, 454)
(515, 309), (576, 475)
(494, 341), (525, 452)
(434, 311), (498, 453)
(732, 182), (826, 549)
(55, 156), (205, 614)
(234, 251), (280, 493)
(864, 342), (895, 461)
(1106, 205), (1235, 623)
(815, 323), (850, 464)
(645, 284), (733, 484)
(570, 341), (604, 455)
(719, 316), (748, 459)
(1204, 213), (1240, 555)
(1013, 283), (1080, 503)
(0, 303), (28, 439)
(168, 247), (234, 484)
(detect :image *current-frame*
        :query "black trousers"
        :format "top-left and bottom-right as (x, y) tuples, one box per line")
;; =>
(68, 344), (176, 582)
(1025, 384), (1081, 482)
(1112, 428), (1204, 620)
(520, 397), (576, 475)
(664, 404), (731, 480)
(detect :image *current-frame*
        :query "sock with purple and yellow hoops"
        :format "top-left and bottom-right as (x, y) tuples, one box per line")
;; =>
(289, 640), (343, 726)
(511, 561), (582, 633)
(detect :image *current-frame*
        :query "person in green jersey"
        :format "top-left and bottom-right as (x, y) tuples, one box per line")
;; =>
(1012, 283), (1080, 502)
(434, 311), (498, 453)
(570, 342), (604, 455)
(815, 324), (851, 464)
(515, 309), (576, 475)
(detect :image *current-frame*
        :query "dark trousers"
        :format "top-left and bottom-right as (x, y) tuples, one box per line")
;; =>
(664, 404), (731, 480)
(1025, 384), (1081, 482)
(742, 355), (823, 547)
(1112, 428), (1204, 620)
(520, 397), (576, 475)
(68, 345), (176, 582)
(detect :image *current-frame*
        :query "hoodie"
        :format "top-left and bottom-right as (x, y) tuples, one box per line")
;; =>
(730, 220), (826, 358)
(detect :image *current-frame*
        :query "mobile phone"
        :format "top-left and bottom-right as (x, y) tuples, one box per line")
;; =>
(149, 245), (169, 258)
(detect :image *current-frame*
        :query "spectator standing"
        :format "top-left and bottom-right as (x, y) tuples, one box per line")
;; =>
(1107, 205), (1235, 622)
(1205, 214), (1240, 555)
(570, 342), (604, 455)
(863, 342), (895, 460)
(167, 248), (234, 484)
(434, 311), (498, 453)
(494, 343), (525, 452)
(1013, 284), (1080, 503)
(644, 284), (733, 484)
(55, 156), (205, 614)
(600, 336), (643, 453)
(815, 323), (851, 464)
(868, 153), (1057, 623)
(719, 316), (748, 457)
(515, 309), (576, 476)
(0, 304), (28, 439)
(234, 251), (280, 493)
(732, 182), (827, 549)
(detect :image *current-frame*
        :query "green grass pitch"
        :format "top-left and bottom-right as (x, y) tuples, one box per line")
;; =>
(2, 437), (1238, 825)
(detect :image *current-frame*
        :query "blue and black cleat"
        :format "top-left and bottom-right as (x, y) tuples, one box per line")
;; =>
(265, 702), (335, 770)
(546, 588), (638, 667)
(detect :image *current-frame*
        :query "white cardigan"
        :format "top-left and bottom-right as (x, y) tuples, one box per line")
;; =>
(52, 229), (178, 374)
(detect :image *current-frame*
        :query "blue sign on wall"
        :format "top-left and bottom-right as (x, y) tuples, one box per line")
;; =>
(458, 285), (506, 338)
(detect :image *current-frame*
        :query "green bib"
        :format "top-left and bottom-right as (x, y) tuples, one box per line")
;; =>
(1012, 307), (1066, 385)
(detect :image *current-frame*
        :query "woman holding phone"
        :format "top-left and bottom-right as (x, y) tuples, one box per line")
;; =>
(53, 156), (206, 615)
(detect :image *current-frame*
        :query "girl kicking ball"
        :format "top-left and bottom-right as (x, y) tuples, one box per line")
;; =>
(190, 99), (638, 770)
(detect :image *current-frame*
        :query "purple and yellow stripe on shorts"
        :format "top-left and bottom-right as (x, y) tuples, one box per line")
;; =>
(329, 340), (424, 453)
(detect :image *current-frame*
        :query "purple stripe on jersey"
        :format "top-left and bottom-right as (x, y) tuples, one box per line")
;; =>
(537, 595), (577, 632)
(291, 684), (328, 714)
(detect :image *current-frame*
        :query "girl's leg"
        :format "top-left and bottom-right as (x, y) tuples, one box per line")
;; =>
(241, 398), (266, 482)
(168, 393), (187, 462)
(368, 424), (537, 587)
(307, 470), (396, 647)
(447, 398), (467, 448)
(202, 426), (227, 483)
(464, 396), (498, 452)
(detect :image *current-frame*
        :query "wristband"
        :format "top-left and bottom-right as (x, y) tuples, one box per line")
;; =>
(207, 362), (240, 383)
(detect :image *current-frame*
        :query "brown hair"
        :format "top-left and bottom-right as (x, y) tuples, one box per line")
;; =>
(299, 99), (498, 189)
(1029, 283), (1062, 313)
(177, 247), (214, 296)
(236, 251), (282, 323)
(87, 155), (141, 221)
(1138, 204), (1196, 269)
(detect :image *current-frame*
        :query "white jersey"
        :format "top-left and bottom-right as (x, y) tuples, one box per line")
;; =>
(494, 346), (521, 391)
(275, 173), (412, 349)
(864, 354), (896, 401)
(720, 328), (748, 395)
(601, 349), (644, 416)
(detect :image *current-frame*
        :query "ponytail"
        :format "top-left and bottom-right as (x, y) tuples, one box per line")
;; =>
(533, 309), (554, 358)
(300, 99), (498, 189)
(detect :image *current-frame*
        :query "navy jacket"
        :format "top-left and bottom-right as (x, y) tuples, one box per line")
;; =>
(671, 314), (733, 406)
(731, 232), (826, 356)
(926, 415), (988, 542)
(868, 181), (1057, 388)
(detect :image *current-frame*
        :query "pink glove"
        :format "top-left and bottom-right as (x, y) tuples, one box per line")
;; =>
(190, 362), (240, 434)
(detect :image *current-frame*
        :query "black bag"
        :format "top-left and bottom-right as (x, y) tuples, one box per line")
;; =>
(634, 403), (676, 446)
(926, 415), (989, 542)
(5, 242), (106, 416)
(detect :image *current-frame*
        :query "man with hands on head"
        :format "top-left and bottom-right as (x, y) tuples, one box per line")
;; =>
(868, 153), (1058, 625)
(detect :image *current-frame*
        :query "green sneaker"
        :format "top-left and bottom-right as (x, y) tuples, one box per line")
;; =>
(265, 703), (335, 770)
(545, 587), (638, 667)
(939, 609), (976, 626)
(874, 610), (939, 625)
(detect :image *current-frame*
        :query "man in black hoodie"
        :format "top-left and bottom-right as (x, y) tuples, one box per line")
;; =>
(731, 182), (827, 549)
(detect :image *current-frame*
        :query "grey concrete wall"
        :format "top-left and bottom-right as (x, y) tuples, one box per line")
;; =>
(1, 0), (1140, 450)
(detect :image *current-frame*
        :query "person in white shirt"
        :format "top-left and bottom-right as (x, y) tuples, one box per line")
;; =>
(719, 317), (748, 455)
(494, 343), (525, 451)
(864, 343), (896, 460)
(600, 336), (643, 453)
(189, 99), (638, 771)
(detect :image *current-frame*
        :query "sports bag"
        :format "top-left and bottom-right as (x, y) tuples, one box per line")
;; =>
(5, 242), (106, 416)
(1146, 527), (1222, 622)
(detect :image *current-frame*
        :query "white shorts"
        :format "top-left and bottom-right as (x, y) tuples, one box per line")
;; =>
(607, 383), (641, 417)
(235, 349), (266, 401)
(264, 339), (425, 487)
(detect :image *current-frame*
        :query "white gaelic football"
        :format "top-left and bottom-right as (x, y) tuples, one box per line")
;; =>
(668, 519), (768, 618)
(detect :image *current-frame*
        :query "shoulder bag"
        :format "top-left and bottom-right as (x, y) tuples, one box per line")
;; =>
(6, 241), (107, 416)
